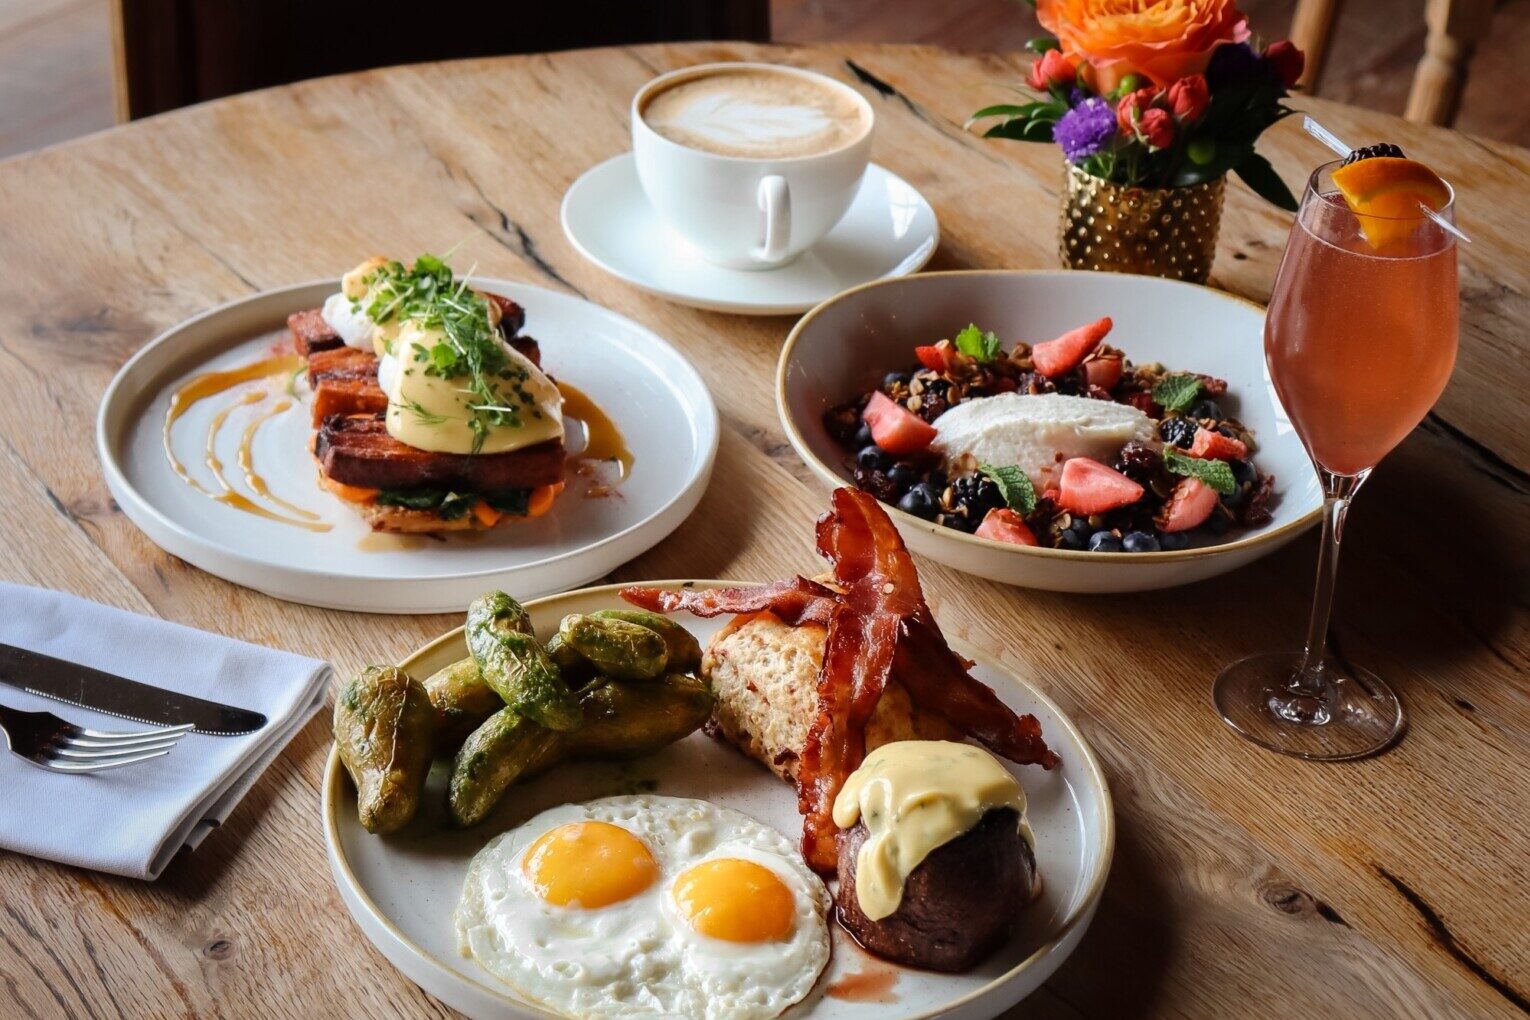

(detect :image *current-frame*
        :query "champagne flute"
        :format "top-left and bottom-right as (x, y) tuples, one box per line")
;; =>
(1211, 158), (1459, 760)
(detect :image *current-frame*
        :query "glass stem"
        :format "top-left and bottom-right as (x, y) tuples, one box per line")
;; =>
(1292, 471), (1366, 694)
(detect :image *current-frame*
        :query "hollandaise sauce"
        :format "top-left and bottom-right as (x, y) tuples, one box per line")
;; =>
(163, 353), (330, 531)
(832, 741), (1033, 921)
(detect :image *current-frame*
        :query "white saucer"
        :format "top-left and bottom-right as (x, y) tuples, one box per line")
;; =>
(561, 155), (939, 315)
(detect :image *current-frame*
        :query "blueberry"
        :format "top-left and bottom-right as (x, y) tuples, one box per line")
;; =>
(888, 462), (920, 490)
(882, 371), (909, 390)
(1201, 510), (1231, 535)
(853, 423), (875, 448)
(1231, 459), (1258, 487)
(1121, 530), (1160, 553)
(855, 446), (891, 472)
(1189, 399), (1223, 421)
(1088, 530), (1123, 553)
(1158, 530), (1191, 551)
(1056, 517), (1090, 551)
(1221, 484), (1248, 509)
(898, 482), (940, 520)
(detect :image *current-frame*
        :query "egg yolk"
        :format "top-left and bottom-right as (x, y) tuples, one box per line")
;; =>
(522, 821), (658, 909)
(673, 858), (795, 943)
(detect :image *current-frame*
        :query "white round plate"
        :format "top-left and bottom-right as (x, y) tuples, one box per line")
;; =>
(324, 581), (1113, 1020)
(98, 280), (719, 613)
(778, 270), (1324, 593)
(560, 155), (939, 315)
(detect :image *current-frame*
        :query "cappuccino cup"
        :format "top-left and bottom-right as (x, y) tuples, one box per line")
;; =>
(633, 63), (875, 270)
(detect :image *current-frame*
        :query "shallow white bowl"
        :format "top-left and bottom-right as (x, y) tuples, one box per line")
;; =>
(777, 270), (1323, 593)
(324, 581), (1114, 1020)
(98, 279), (718, 613)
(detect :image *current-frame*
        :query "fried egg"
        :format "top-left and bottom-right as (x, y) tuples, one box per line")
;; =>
(455, 795), (830, 1020)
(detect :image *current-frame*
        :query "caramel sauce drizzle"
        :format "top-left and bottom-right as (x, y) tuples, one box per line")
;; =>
(558, 381), (633, 484)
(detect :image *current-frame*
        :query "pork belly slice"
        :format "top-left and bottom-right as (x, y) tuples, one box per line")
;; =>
(288, 309), (343, 356)
(308, 347), (388, 425)
(315, 413), (565, 491)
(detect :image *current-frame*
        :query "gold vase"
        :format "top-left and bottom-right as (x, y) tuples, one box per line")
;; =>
(1058, 163), (1225, 283)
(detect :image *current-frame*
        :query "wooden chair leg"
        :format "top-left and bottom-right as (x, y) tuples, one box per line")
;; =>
(1404, 0), (1494, 126)
(1290, 0), (1345, 93)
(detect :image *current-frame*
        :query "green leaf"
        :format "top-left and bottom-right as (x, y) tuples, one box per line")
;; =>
(375, 488), (450, 510)
(954, 324), (1002, 362)
(1163, 449), (1237, 495)
(980, 463), (1037, 515)
(969, 103), (1039, 121)
(484, 488), (532, 516)
(1152, 374), (1202, 413)
(1024, 36), (1059, 55)
(1234, 151), (1299, 212)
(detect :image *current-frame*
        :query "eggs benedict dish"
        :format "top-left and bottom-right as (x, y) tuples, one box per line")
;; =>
(290, 255), (566, 532)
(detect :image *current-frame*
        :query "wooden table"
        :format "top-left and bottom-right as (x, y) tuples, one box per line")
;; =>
(0, 42), (1524, 1020)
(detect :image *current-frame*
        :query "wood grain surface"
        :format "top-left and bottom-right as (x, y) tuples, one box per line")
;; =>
(0, 42), (1524, 1020)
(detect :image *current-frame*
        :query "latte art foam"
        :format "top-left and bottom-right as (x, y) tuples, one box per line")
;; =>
(642, 69), (867, 159)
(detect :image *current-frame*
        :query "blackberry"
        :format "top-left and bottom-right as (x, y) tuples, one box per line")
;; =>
(940, 511), (978, 534)
(1159, 416), (1198, 448)
(1342, 143), (1405, 165)
(915, 378), (953, 423)
(1115, 442), (1163, 483)
(949, 473), (1006, 521)
(852, 466), (899, 504)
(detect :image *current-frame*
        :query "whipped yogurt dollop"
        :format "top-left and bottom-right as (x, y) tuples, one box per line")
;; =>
(933, 392), (1156, 490)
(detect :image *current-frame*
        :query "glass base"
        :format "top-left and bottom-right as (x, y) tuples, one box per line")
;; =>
(1212, 652), (1405, 761)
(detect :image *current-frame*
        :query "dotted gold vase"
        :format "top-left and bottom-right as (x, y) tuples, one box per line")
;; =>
(1059, 163), (1225, 283)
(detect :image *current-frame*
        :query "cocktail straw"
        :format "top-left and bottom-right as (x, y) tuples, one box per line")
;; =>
(1302, 116), (1470, 244)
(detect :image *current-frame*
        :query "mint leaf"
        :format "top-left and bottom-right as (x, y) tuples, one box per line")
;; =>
(1152, 374), (1202, 413)
(954, 323), (1002, 363)
(980, 462), (1037, 515)
(1164, 448), (1236, 495)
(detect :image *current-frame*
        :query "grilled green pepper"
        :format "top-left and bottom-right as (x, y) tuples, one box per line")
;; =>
(422, 657), (503, 751)
(558, 614), (668, 681)
(588, 609), (703, 674)
(467, 592), (581, 732)
(448, 708), (563, 827)
(566, 674), (713, 759)
(333, 666), (436, 834)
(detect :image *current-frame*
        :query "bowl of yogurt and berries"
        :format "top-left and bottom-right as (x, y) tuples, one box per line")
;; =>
(777, 271), (1323, 593)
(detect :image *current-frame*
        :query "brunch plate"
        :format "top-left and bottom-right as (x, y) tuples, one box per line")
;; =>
(778, 270), (1324, 593)
(561, 155), (939, 315)
(98, 280), (718, 613)
(323, 582), (1113, 1020)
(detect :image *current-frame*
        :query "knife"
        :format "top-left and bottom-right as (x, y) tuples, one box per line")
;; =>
(0, 642), (267, 736)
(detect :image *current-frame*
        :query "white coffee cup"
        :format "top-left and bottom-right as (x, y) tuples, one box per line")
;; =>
(632, 62), (875, 270)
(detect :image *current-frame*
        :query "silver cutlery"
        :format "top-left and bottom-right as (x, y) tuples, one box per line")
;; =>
(0, 703), (191, 773)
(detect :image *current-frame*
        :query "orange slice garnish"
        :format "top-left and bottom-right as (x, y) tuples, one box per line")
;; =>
(1331, 156), (1451, 251)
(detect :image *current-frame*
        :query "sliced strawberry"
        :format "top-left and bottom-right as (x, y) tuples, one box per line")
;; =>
(1056, 457), (1144, 515)
(1031, 317), (1113, 378)
(862, 390), (937, 455)
(915, 342), (955, 373)
(975, 507), (1038, 546)
(1188, 427), (1248, 461)
(1158, 477), (1219, 533)
(1082, 353), (1123, 391)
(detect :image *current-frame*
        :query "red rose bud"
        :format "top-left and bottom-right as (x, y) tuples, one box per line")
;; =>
(1138, 107), (1175, 149)
(1263, 40), (1304, 89)
(1166, 74), (1210, 122)
(1115, 87), (1159, 134)
(1028, 48), (1080, 90)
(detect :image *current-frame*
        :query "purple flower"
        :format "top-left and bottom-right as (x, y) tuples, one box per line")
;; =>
(1053, 97), (1116, 163)
(1206, 42), (1262, 90)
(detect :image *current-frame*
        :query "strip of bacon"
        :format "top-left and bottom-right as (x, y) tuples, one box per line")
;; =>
(894, 619), (1060, 769)
(620, 577), (836, 627)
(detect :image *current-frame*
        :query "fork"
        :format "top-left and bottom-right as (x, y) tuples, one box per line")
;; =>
(0, 704), (192, 773)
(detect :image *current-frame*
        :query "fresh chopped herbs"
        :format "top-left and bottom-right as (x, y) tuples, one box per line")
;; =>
(1163, 448), (1237, 495)
(954, 323), (1003, 363)
(357, 254), (527, 453)
(980, 462), (1037, 515)
(1152, 373), (1202, 413)
(395, 398), (449, 427)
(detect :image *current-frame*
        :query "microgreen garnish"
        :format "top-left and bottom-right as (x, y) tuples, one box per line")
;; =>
(1152, 374), (1202, 413)
(1163, 448), (1237, 495)
(954, 323), (1003, 363)
(980, 462), (1037, 515)
(395, 398), (449, 427)
(358, 253), (525, 453)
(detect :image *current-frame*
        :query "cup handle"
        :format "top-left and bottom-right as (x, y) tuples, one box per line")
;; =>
(755, 175), (790, 264)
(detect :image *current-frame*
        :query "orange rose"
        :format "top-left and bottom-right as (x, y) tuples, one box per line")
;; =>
(1037, 0), (1251, 91)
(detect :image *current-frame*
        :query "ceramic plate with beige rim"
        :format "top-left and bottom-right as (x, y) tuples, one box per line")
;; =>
(323, 581), (1113, 1020)
(777, 270), (1324, 593)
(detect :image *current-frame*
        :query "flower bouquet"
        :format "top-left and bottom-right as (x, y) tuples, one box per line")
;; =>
(972, 0), (1304, 281)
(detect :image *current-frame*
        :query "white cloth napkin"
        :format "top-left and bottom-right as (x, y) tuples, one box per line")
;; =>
(0, 583), (330, 879)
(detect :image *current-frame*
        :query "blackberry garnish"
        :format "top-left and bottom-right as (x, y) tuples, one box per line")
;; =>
(1342, 143), (1405, 166)
(949, 473), (1006, 521)
(1159, 416), (1198, 448)
(1115, 441), (1163, 483)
